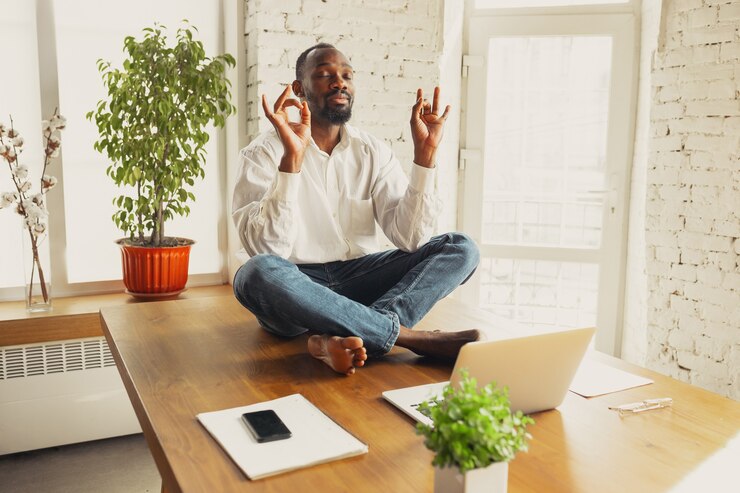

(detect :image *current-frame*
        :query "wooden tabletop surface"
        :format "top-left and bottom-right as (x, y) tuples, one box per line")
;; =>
(100, 295), (740, 493)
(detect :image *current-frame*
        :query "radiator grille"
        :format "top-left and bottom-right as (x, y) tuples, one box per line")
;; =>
(0, 338), (116, 380)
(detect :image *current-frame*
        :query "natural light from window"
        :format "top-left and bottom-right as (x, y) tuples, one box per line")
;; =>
(477, 35), (613, 330)
(0, 1), (43, 289)
(482, 36), (612, 248)
(54, 0), (222, 283)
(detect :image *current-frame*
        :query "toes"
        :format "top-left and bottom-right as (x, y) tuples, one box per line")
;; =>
(311, 336), (367, 376)
(341, 336), (364, 350)
(350, 345), (367, 367)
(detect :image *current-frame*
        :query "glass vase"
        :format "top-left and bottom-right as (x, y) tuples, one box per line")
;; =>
(21, 224), (52, 312)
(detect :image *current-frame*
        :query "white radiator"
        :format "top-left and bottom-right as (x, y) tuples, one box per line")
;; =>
(0, 336), (141, 455)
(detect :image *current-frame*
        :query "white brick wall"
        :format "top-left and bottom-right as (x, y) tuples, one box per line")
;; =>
(242, 0), (458, 233)
(644, 0), (740, 399)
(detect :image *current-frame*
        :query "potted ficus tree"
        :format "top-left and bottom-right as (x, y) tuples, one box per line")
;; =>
(416, 369), (534, 493)
(87, 23), (235, 298)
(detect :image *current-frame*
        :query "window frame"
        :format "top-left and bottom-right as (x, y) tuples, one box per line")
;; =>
(460, 0), (641, 356)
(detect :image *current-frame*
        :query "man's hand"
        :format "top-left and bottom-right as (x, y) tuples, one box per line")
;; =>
(262, 86), (311, 173)
(410, 87), (451, 168)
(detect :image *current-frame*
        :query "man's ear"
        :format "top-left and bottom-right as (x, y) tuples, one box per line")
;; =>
(292, 80), (304, 99)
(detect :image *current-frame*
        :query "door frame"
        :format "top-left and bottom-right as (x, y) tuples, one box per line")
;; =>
(458, 12), (639, 356)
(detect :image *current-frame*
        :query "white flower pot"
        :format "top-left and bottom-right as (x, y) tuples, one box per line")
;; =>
(434, 461), (508, 493)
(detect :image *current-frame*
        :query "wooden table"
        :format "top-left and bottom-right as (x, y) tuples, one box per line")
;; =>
(100, 296), (740, 493)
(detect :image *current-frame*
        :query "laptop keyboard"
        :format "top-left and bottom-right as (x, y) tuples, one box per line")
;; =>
(411, 401), (436, 418)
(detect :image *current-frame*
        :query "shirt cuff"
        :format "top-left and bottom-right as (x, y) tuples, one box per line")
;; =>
(409, 164), (436, 194)
(272, 171), (301, 202)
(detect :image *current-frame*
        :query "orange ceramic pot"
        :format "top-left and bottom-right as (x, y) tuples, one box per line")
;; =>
(116, 238), (194, 298)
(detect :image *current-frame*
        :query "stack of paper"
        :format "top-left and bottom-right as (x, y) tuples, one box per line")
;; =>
(197, 393), (368, 480)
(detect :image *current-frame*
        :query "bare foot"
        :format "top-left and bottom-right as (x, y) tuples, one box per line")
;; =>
(307, 335), (368, 376)
(395, 327), (480, 360)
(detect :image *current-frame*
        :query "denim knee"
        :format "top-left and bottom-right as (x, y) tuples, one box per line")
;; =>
(447, 232), (480, 264)
(233, 254), (291, 310)
(446, 232), (480, 282)
(233, 254), (311, 337)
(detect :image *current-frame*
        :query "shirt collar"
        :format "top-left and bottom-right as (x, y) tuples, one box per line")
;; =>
(309, 124), (354, 156)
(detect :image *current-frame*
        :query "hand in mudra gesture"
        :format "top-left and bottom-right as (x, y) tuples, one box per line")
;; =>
(262, 85), (311, 173)
(410, 87), (451, 168)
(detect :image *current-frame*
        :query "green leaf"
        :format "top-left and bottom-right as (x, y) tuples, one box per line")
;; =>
(415, 369), (534, 473)
(88, 22), (235, 238)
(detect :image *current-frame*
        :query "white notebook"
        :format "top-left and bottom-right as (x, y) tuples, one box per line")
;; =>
(197, 394), (368, 480)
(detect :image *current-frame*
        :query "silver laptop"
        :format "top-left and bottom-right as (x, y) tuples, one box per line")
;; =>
(382, 327), (595, 426)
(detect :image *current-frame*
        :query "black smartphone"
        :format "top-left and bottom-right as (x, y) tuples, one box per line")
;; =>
(241, 409), (292, 443)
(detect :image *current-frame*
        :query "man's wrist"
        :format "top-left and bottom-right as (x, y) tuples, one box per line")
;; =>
(413, 146), (437, 168)
(279, 154), (303, 173)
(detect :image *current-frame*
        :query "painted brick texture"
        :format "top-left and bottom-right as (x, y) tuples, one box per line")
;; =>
(647, 0), (740, 399)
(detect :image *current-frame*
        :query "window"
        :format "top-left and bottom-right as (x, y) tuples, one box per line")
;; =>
(460, 1), (638, 355)
(481, 36), (613, 249)
(0, 1), (230, 300)
(0, 1), (43, 290)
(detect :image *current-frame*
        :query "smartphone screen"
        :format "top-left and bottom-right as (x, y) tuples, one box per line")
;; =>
(241, 409), (292, 443)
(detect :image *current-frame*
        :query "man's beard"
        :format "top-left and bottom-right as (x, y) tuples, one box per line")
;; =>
(324, 105), (352, 124)
(307, 89), (353, 124)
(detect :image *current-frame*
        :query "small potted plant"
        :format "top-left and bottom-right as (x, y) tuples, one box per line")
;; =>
(87, 22), (235, 297)
(416, 369), (534, 493)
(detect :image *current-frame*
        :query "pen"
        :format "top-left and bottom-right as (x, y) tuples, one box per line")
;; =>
(609, 397), (673, 416)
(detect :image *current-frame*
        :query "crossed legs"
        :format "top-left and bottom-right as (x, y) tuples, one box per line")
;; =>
(233, 233), (480, 375)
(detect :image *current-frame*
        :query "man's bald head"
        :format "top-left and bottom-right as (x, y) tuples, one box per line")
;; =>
(295, 42), (338, 81)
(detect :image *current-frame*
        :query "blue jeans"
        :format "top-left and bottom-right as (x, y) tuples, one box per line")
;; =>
(233, 233), (479, 356)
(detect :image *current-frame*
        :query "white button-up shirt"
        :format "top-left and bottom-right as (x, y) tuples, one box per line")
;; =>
(232, 124), (442, 265)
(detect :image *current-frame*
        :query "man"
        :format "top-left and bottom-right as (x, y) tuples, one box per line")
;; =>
(232, 43), (480, 376)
